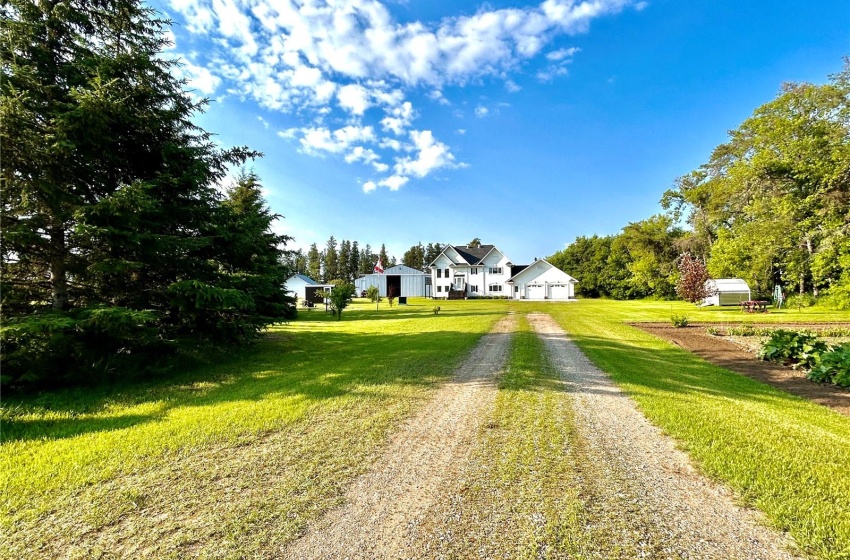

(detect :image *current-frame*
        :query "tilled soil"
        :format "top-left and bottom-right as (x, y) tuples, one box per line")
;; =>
(528, 313), (799, 560)
(281, 315), (516, 559)
(634, 323), (850, 417)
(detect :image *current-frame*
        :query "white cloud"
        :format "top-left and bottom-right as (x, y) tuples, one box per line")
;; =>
(475, 106), (489, 118)
(363, 180), (378, 193)
(546, 47), (580, 61)
(379, 175), (410, 190)
(393, 130), (457, 178)
(299, 125), (376, 155)
(456, 128), (466, 135)
(175, 59), (221, 95)
(345, 146), (381, 165)
(165, 0), (636, 191)
(337, 84), (372, 115)
(505, 79), (522, 92)
(257, 115), (269, 129)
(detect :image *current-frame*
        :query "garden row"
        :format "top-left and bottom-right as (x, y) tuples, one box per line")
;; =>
(756, 330), (850, 387)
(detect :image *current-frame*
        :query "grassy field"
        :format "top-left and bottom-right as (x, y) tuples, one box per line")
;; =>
(3, 298), (850, 558)
(0, 298), (504, 558)
(534, 299), (850, 559)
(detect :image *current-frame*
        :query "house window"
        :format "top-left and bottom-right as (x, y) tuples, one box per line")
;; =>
(489, 284), (502, 292)
(445, 268), (449, 277)
(470, 285), (478, 293)
(488, 267), (502, 275)
(471, 268), (478, 275)
(436, 269), (442, 278)
(437, 286), (442, 292)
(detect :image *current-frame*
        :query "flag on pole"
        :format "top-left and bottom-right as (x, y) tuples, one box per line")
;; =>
(374, 258), (384, 274)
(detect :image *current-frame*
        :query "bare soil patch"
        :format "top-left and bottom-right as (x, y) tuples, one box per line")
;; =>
(633, 322), (850, 417)
(531, 313), (799, 559)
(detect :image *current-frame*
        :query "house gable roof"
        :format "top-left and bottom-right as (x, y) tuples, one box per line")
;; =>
(429, 245), (468, 267)
(507, 259), (577, 284)
(452, 244), (496, 265)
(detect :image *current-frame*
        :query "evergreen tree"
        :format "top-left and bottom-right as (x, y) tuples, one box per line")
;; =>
(350, 240), (360, 280)
(402, 243), (425, 270)
(338, 240), (352, 282)
(359, 244), (373, 275)
(424, 243), (443, 267)
(307, 243), (321, 280)
(322, 236), (338, 282)
(378, 244), (389, 269)
(0, 0), (278, 387)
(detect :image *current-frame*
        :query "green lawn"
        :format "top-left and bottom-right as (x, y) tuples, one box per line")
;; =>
(0, 298), (504, 558)
(532, 299), (850, 559)
(3, 298), (849, 558)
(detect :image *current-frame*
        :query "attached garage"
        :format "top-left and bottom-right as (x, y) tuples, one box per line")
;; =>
(507, 259), (578, 301)
(527, 283), (546, 299)
(548, 283), (572, 300)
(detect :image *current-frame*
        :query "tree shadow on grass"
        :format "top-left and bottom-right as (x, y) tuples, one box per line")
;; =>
(565, 330), (838, 415)
(1, 328), (489, 444)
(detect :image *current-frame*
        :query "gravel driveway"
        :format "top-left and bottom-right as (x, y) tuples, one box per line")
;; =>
(282, 315), (515, 559)
(527, 312), (799, 559)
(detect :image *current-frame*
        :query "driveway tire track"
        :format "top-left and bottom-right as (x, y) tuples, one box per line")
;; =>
(282, 315), (516, 559)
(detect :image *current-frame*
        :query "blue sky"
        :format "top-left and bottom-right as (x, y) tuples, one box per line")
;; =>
(153, 0), (848, 264)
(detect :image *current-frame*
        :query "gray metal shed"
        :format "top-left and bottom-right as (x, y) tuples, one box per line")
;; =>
(355, 264), (428, 297)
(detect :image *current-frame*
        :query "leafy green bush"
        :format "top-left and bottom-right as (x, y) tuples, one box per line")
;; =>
(706, 326), (720, 336)
(785, 293), (817, 310)
(819, 281), (850, 311)
(808, 344), (850, 387)
(757, 330), (831, 370)
(670, 314), (690, 327)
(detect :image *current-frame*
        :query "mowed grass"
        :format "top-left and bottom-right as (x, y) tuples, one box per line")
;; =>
(532, 299), (850, 559)
(0, 298), (505, 558)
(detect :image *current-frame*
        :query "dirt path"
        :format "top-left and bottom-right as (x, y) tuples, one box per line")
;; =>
(528, 313), (799, 559)
(634, 323), (850, 417)
(282, 315), (515, 559)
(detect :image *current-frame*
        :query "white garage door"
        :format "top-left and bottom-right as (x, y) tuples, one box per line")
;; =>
(527, 284), (545, 299)
(549, 284), (570, 299)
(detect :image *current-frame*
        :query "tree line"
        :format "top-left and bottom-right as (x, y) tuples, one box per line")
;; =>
(550, 62), (850, 308)
(1, 0), (294, 388)
(286, 241), (444, 283)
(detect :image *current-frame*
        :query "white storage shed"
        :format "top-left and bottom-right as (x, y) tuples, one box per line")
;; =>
(285, 274), (335, 304)
(703, 278), (751, 306)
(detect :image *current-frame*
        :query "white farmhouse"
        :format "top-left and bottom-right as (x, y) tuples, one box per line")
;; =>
(429, 244), (577, 300)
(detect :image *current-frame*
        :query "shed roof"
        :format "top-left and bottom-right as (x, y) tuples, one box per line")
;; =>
(287, 273), (319, 285)
(706, 278), (751, 292)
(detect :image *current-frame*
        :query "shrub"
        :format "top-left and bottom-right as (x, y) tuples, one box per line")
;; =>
(433, 306), (441, 315)
(676, 253), (714, 303)
(706, 326), (720, 336)
(757, 330), (831, 370)
(670, 314), (690, 327)
(808, 344), (850, 387)
(819, 281), (850, 311)
(785, 293), (817, 310)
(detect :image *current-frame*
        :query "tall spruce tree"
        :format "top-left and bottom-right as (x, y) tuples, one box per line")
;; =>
(322, 236), (338, 282)
(0, 0), (284, 386)
(306, 243), (321, 280)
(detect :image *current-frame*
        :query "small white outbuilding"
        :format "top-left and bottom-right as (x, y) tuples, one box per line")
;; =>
(285, 274), (335, 304)
(354, 264), (429, 297)
(703, 278), (751, 306)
